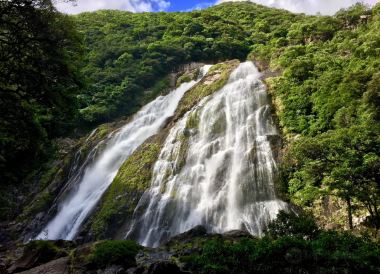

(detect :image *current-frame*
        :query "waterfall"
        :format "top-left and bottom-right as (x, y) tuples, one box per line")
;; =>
(126, 62), (287, 247)
(36, 65), (212, 240)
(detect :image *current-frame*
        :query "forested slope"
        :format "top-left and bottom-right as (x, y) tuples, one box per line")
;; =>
(1, 1), (380, 273)
(1, 0), (380, 237)
(73, 3), (297, 124)
(0, 0), (83, 218)
(74, 2), (380, 233)
(55, 1), (380, 233)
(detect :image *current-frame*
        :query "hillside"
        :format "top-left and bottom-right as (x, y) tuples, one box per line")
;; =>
(1, 1), (380, 273)
(71, 2), (380, 232)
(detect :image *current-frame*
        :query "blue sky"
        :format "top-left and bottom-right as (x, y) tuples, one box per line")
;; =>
(166, 1), (215, 12)
(55, 0), (217, 14)
(55, 0), (379, 15)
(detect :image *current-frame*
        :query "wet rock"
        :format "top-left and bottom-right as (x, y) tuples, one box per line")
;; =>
(144, 261), (187, 274)
(0, 260), (7, 274)
(266, 134), (282, 161)
(102, 265), (125, 274)
(7, 240), (72, 273)
(136, 250), (173, 270)
(17, 256), (69, 274)
(223, 230), (253, 239)
(126, 266), (145, 274)
(204, 73), (221, 85)
(7, 250), (42, 273)
(56, 138), (77, 155)
(35, 213), (44, 220)
(168, 226), (208, 244)
(70, 242), (93, 272)
(0, 224), (12, 250)
(179, 62), (206, 73)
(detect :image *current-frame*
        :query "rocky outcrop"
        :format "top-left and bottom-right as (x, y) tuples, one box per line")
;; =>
(18, 124), (118, 243)
(140, 261), (186, 274)
(17, 257), (69, 274)
(2, 226), (212, 273)
(1, 61), (217, 250)
(87, 138), (163, 240)
(0, 226), (264, 273)
(173, 60), (239, 122)
(6, 240), (73, 274)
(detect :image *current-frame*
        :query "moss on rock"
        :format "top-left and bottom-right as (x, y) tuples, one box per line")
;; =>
(24, 191), (54, 217)
(176, 74), (192, 87)
(176, 70), (198, 87)
(18, 122), (116, 225)
(174, 60), (239, 121)
(210, 113), (227, 137)
(175, 132), (190, 172)
(185, 110), (200, 130)
(90, 139), (162, 239)
(172, 61), (239, 171)
(78, 124), (113, 158)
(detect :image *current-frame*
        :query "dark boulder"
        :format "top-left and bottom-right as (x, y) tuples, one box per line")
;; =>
(7, 241), (70, 273)
(16, 257), (69, 274)
(167, 225), (208, 244)
(144, 261), (187, 274)
(222, 229), (253, 239)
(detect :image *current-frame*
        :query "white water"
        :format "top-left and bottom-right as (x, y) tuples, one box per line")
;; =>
(126, 62), (287, 247)
(36, 65), (211, 240)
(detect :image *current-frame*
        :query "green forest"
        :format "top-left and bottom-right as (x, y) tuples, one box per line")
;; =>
(1, 0), (380, 273)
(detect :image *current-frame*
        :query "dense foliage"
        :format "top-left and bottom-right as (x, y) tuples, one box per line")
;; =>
(1, 0), (379, 241)
(19, 213), (380, 273)
(264, 4), (380, 231)
(72, 0), (380, 233)
(0, 0), (82, 218)
(73, 3), (297, 124)
(194, 235), (379, 274)
(266, 210), (319, 239)
(191, 222), (380, 274)
(1, 1), (298, 219)
(87, 240), (140, 269)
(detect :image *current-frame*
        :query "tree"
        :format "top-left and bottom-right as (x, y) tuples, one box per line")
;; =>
(283, 126), (380, 230)
(0, 0), (82, 194)
(266, 210), (319, 239)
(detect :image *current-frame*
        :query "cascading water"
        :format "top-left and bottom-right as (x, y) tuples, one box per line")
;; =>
(36, 65), (212, 240)
(126, 62), (287, 247)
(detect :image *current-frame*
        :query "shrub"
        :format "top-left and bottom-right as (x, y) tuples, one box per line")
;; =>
(189, 232), (380, 274)
(87, 240), (141, 269)
(24, 241), (66, 265)
(266, 210), (319, 239)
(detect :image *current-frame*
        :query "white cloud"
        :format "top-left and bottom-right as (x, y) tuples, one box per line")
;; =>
(55, 0), (170, 14)
(217, 0), (379, 15)
(188, 2), (215, 11)
(154, 0), (171, 10)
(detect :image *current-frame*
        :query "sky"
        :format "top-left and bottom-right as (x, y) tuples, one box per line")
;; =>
(55, 0), (379, 15)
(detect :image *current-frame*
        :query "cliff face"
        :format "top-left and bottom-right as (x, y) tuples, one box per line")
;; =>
(84, 60), (240, 241)
(4, 61), (237, 245)
(0, 63), (229, 246)
(13, 59), (287, 249)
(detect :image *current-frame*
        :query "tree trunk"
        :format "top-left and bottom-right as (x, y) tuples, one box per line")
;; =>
(346, 197), (353, 230)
